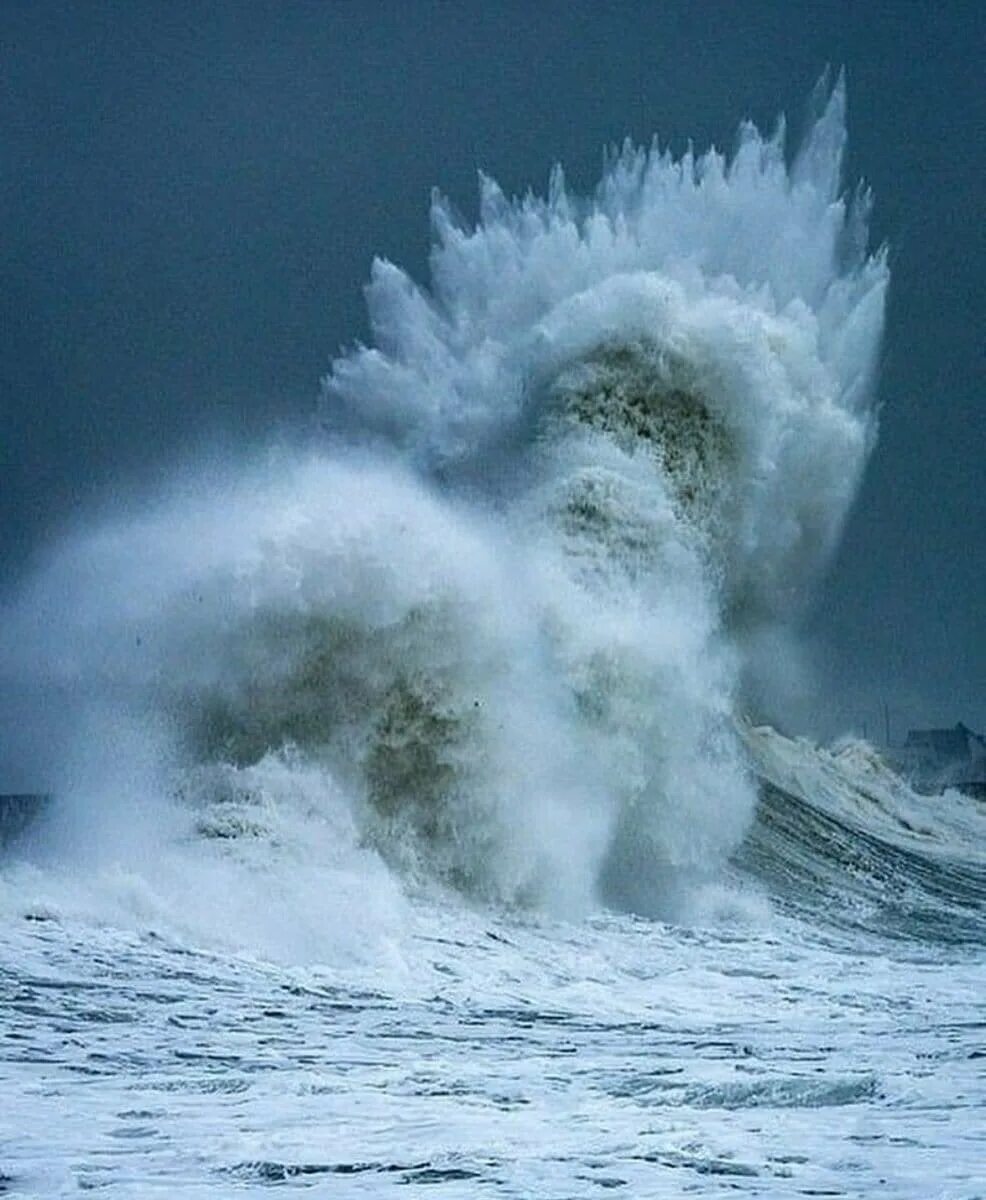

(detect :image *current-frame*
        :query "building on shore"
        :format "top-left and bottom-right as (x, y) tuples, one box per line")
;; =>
(890, 723), (986, 798)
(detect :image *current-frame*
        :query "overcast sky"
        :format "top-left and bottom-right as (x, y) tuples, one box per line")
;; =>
(1, 0), (983, 739)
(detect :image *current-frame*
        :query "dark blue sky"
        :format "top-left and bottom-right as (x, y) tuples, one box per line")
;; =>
(2, 0), (983, 738)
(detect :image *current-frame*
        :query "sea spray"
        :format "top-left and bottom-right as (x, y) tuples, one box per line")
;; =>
(0, 76), (887, 927)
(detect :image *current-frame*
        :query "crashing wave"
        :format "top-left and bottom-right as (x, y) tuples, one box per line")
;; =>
(738, 724), (986, 943)
(1, 77), (887, 920)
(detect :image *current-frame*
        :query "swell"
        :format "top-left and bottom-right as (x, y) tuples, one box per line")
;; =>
(736, 727), (986, 943)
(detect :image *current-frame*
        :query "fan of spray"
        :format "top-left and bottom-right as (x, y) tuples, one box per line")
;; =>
(0, 75), (887, 922)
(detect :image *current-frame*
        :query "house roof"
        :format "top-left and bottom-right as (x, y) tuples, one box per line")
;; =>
(904, 725), (975, 759)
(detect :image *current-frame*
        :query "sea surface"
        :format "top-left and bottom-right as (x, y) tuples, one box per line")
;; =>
(3, 78), (982, 1197)
(2, 730), (984, 1198)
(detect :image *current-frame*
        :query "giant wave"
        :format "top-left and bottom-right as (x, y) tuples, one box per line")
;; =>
(1, 76), (900, 938)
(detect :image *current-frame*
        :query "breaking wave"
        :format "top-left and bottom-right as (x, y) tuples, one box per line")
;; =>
(1, 77), (892, 935)
(738, 725), (986, 944)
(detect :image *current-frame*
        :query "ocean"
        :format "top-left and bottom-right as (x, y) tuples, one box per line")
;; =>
(1, 76), (983, 1198)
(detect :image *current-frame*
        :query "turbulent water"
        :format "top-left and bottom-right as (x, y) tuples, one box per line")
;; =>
(1, 78), (983, 1197)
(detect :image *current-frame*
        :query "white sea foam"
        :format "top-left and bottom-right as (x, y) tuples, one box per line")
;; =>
(0, 76), (888, 942)
(6, 81), (986, 1200)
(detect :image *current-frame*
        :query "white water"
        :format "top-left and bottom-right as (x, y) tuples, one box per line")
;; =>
(2, 79), (982, 1199)
(2, 75), (887, 927)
